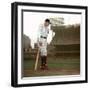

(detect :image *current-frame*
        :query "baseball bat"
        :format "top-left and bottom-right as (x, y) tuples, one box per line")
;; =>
(34, 48), (39, 71)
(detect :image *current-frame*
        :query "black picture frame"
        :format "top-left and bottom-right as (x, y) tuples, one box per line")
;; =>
(11, 2), (88, 87)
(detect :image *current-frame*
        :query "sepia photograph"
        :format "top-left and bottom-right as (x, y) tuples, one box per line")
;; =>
(22, 11), (81, 77)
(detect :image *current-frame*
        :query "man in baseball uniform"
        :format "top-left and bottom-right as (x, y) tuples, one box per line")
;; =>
(37, 19), (54, 70)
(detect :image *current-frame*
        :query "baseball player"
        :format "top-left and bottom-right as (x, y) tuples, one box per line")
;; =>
(37, 19), (51, 70)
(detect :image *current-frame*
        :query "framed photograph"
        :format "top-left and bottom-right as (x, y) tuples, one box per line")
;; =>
(11, 2), (88, 87)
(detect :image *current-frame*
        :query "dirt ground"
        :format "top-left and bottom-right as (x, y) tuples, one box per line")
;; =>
(23, 54), (80, 77)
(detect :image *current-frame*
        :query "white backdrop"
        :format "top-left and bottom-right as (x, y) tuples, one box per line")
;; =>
(0, 0), (89, 90)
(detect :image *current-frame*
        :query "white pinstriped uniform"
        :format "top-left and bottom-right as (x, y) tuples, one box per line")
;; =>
(37, 24), (50, 56)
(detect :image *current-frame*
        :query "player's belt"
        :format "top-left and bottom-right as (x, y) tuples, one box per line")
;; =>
(41, 36), (47, 39)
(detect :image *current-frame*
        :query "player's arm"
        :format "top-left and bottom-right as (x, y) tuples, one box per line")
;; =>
(37, 25), (43, 46)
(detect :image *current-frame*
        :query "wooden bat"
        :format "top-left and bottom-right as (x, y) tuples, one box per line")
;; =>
(34, 48), (39, 71)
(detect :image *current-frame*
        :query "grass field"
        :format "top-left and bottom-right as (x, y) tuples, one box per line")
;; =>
(23, 53), (80, 77)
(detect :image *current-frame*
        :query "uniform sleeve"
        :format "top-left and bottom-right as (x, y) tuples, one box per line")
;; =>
(48, 25), (51, 34)
(47, 24), (55, 44)
(37, 25), (42, 43)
